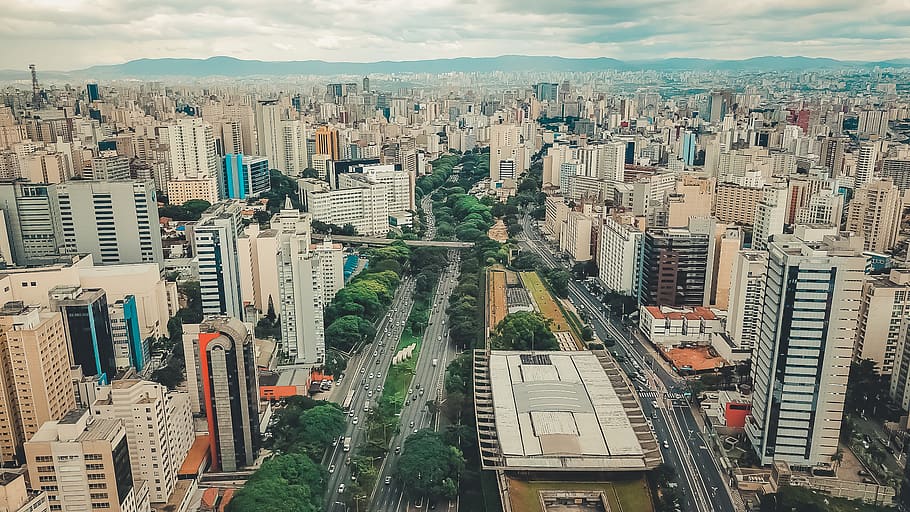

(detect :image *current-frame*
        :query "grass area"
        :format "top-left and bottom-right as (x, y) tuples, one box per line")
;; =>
(520, 272), (582, 345)
(778, 485), (892, 511)
(396, 329), (421, 354)
(507, 478), (653, 512)
(383, 358), (416, 404)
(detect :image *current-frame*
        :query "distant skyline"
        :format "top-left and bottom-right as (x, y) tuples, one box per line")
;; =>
(1, 0), (909, 70)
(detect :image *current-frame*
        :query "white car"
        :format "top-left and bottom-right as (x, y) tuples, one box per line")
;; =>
(329, 464), (336, 473)
(369, 373), (374, 379)
(353, 417), (359, 425)
(338, 484), (345, 493)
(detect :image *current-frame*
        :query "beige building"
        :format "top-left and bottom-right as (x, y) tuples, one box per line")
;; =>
(165, 177), (220, 205)
(237, 224), (280, 313)
(858, 269), (910, 378)
(92, 380), (194, 504)
(543, 196), (569, 239)
(714, 183), (762, 226)
(665, 174), (715, 228)
(24, 409), (151, 512)
(710, 227), (743, 309)
(561, 211), (593, 262)
(0, 303), (75, 465)
(0, 469), (49, 512)
(845, 179), (906, 253)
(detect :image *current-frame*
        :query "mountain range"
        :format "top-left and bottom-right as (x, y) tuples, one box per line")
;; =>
(2, 55), (908, 80)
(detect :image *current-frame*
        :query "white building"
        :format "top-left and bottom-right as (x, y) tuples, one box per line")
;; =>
(725, 251), (767, 352)
(598, 215), (643, 296)
(193, 201), (245, 319)
(91, 380), (194, 504)
(747, 234), (864, 468)
(854, 143), (878, 189)
(166, 118), (218, 179)
(299, 178), (390, 236)
(337, 164), (415, 212)
(752, 182), (788, 251)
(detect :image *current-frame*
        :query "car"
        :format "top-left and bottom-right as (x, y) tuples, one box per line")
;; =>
(374, 350), (379, 357)
(409, 420), (415, 427)
(348, 410), (354, 417)
(338, 484), (345, 493)
(413, 429), (418, 434)
(385, 476), (392, 485)
(663, 441), (670, 449)
(353, 417), (359, 425)
(395, 446), (401, 454)
(863, 477), (876, 484)
(368, 391), (373, 397)
(858, 470), (870, 476)
(369, 373), (374, 379)
(419, 388), (424, 396)
(332, 438), (338, 446)
(360, 367), (365, 374)
(408, 388), (413, 394)
(376, 372), (382, 378)
(652, 400), (659, 408)
(329, 464), (336, 473)
(438, 335), (442, 341)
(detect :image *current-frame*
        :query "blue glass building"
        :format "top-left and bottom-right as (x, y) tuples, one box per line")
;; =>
(682, 131), (697, 166)
(222, 154), (271, 199)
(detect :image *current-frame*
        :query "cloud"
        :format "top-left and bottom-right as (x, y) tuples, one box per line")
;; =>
(0, 0), (907, 70)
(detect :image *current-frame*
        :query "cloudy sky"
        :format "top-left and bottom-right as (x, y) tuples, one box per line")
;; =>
(2, 0), (909, 69)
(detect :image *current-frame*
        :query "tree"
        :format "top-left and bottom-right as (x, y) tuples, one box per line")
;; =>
(301, 167), (319, 179)
(581, 325), (595, 341)
(394, 430), (465, 501)
(490, 312), (558, 351)
(325, 315), (376, 352)
(543, 269), (570, 298)
(267, 402), (346, 458)
(227, 453), (325, 512)
(183, 199), (212, 218)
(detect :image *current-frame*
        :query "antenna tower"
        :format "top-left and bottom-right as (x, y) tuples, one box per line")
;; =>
(29, 64), (41, 109)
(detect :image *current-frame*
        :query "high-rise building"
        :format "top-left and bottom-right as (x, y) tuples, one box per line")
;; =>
(25, 409), (150, 512)
(222, 154), (271, 199)
(86, 83), (100, 102)
(747, 234), (864, 468)
(109, 296), (146, 372)
(315, 126), (340, 160)
(193, 202), (244, 319)
(854, 143), (878, 189)
(166, 118), (218, 179)
(638, 219), (715, 307)
(597, 215), (642, 296)
(819, 136), (847, 176)
(534, 83), (559, 102)
(845, 178), (905, 253)
(89, 153), (131, 180)
(857, 269), (910, 378)
(186, 317), (260, 472)
(752, 183), (788, 251)
(92, 380), (194, 504)
(0, 181), (63, 266)
(49, 285), (117, 384)
(882, 157), (910, 190)
(725, 251), (767, 353)
(299, 178), (390, 236)
(0, 302), (75, 465)
(489, 123), (523, 183)
(254, 100), (282, 167)
(56, 179), (163, 266)
(312, 238), (345, 304)
(857, 110), (889, 139)
(0, 468), (49, 512)
(275, 202), (326, 363)
(336, 164), (414, 212)
(681, 131), (697, 166)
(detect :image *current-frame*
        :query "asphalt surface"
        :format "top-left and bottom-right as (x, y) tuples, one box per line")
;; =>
(518, 213), (736, 512)
(324, 276), (418, 511)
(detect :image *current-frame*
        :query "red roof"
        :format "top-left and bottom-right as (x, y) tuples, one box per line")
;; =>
(201, 488), (218, 510)
(645, 306), (716, 321)
(178, 435), (211, 476)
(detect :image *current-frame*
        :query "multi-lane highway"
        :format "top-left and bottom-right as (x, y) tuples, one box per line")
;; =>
(518, 213), (736, 512)
(372, 250), (461, 511)
(325, 277), (418, 511)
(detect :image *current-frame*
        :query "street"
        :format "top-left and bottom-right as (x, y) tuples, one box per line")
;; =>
(518, 213), (737, 512)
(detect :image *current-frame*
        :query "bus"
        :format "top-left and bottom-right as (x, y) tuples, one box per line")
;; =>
(342, 389), (355, 411)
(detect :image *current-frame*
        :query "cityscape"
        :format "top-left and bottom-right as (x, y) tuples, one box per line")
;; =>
(0, 2), (910, 512)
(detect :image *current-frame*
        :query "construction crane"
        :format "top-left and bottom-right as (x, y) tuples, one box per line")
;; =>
(29, 64), (42, 109)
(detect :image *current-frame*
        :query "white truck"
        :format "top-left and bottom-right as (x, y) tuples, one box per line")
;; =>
(343, 436), (352, 452)
(432, 358), (438, 367)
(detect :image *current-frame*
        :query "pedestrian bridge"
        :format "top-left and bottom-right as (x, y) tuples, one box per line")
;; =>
(311, 233), (474, 248)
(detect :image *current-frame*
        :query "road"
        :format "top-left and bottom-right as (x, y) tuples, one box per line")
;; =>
(325, 276), (418, 511)
(518, 213), (736, 512)
(371, 251), (461, 511)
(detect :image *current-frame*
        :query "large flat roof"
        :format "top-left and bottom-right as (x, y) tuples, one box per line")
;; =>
(477, 350), (660, 472)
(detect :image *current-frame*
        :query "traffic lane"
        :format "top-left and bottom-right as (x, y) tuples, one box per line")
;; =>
(673, 407), (733, 511)
(641, 400), (699, 512)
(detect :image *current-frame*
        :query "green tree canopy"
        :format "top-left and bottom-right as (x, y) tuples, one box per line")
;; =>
(226, 453), (326, 512)
(325, 315), (376, 352)
(490, 311), (558, 351)
(267, 402), (346, 458)
(394, 430), (465, 501)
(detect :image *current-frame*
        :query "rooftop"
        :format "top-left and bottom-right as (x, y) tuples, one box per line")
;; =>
(477, 350), (660, 472)
(644, 305), (717, 321)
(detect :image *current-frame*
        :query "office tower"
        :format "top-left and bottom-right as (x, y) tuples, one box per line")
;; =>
(883, 157), (910, 190)
(707, 90), (732, 123)
(714, 184), (763, 226)
(188, 317), (260, 472)
(856, 269), (910, 379)
(362, 76), (370, 93)
(819, 136), (847, 176)
(752, 183), (788, 251)
(337, 164), (414, 212)
(56, 179), (163, 266)
(857, 110), (889, 139)
(166, 118), (218, 179)
(49, 285), (117, 384)
(747, 234), (864, 468)
(845, 179), (905, 253)
(25, 409), (150, 512)
(599, 141), (627, 196)
(795, 187), (845, 227)
(86, 83), (100, 102)
(534, 83), (559, 102)
(0, 181), (63, 266)
(109, 296), (146, 372)
(725, 251), (767, 352)
(0, 303), (76, 465)
(489, 123), (523, 183)
(90, 153), (131, 180)
(312, 238), (345, 303)
(854, 143), (878, 188)
(681, 131), (696, 166)
(710, 227), (743, 309)
(598, 215), (642, 296)
(222, 154), (270, 199)
(638, 218), (716, 307)
(193, 202), (244, 319)
(92, 380), (194, 504)
(299, 178), (390, 236)
(254, 100), (281, 169)
(315, 125), (340, 160)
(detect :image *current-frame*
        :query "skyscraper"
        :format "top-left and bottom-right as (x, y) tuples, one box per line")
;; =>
(193, 202), (244, 320)
(0, 181), (63, 266)
(49, 285), (117, 384)
(222, 154), (271, 199)
(166, 118), (219, 179)
(489, 122), (523, 183)
(110, 295), (146, 372)
(725, 251), (767, 353)
(191, 317), (260, 472)
(747, 234), (864, 468)
(638, 220), (715, 307)
(56, 179), (163, 267)
(315, 125), (340, 160)
(752, 183), (788, 251)
(254, 100), (282, 169)
(854, 142), (878, 188)
(845, 178), (904, 253)
(0, 302), (75, 465)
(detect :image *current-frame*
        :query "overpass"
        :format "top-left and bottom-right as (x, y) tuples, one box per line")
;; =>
(311, 233), (474, 248)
